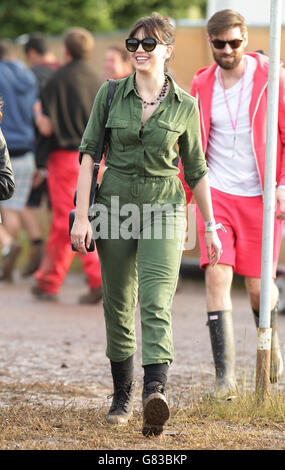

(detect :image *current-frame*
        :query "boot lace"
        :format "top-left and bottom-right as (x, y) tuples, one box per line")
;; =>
(144, 382), (165, 396)
(107, 385), (133, 413)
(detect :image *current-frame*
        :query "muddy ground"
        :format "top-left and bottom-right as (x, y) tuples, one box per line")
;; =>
(0, 263), (284, 411)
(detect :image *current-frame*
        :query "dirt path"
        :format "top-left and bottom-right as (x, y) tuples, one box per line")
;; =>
(0, 271), (284, 409)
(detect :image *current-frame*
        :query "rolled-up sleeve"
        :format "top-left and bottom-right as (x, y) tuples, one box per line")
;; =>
(178, 99), (208, 189)
(78, 81), (109, 163)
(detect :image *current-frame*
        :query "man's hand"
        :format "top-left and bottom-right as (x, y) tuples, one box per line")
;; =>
(34, 101), (53, 137)
(205, 231), (223, 267)
(32, 169), (46, 188)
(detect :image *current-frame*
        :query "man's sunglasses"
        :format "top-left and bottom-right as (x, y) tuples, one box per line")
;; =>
(211, 38), (243, 50)
(125, 37), (164, 53)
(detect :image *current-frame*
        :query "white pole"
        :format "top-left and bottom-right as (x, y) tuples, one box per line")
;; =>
(206, 0), (217, 19)
(256, 0), (282, 400)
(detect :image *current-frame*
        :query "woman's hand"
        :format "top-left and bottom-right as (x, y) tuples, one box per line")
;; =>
(70, 215), (93, 255)
(204, 230), (222, 267)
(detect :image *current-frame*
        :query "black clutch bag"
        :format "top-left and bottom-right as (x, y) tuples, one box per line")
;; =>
(69, 79), (116, 252)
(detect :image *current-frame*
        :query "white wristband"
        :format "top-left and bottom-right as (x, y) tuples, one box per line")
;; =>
(205, 222), (227, 233)
(204, 220), (215, 228)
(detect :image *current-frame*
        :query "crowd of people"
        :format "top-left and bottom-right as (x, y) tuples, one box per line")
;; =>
(0, 30), (133, 302)
(0, 8), (284, 438)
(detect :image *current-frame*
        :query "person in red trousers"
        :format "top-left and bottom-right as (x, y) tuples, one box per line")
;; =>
(32, 28), (103, 304)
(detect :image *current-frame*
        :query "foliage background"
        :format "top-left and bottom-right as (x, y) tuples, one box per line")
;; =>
(0, 0), (207, 38)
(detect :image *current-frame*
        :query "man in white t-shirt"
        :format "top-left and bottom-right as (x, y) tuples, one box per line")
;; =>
(179, 9), (285, 397)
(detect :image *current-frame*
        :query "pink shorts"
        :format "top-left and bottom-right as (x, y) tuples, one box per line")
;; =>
(197, 187), (283, 278)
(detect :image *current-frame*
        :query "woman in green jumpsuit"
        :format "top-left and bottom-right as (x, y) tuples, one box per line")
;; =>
(71, 13), (221, 436)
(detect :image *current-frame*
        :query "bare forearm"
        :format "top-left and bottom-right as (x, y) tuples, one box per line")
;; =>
(75, 154), (94, 219)
(192, 175), (214, 221)
(192, 175), (222, 266)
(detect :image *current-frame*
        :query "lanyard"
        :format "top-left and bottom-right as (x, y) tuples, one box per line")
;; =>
(219, 58), (247, 156)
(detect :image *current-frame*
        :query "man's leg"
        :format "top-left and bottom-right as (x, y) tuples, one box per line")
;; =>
(245, 276), (283, 382)
(20, 203), (44, 277)
(34, 152), (77, 295)
(0, 152), (36, 281)
(205, 264), (237, 397)
(196, 188), (238, 397)
(0, 208), (22, 281)
(34, 150), (102, 299)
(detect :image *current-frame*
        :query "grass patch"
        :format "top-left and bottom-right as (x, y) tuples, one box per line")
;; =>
(0, 381), (284, 450)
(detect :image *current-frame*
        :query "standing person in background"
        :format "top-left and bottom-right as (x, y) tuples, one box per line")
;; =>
(24, 34), (59, 88)
(179, 9), (285, 398)
(103, 46), (134, 80)
(71, 13), (221, 436)
(0, 40), (38, 281)
(21, 34), (60, 278)
(32, 27), (103, 304)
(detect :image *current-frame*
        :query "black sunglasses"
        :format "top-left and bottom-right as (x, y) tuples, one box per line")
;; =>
(211, 38), (243, 50)
(125, 37), (164, 53)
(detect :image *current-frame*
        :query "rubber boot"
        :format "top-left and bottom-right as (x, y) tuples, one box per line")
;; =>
(252, 304), (284, 383)
(207, 310), (237, 398)
(106, 356), (135, 425)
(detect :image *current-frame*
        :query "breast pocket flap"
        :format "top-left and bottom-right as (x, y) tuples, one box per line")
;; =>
(157, 120), (184, 133)
(106, 117), (129, 129)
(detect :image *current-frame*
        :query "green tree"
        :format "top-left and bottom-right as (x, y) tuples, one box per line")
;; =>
(0, 0), (206, 38)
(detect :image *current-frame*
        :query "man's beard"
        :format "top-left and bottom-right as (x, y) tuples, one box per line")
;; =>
(213, 49), (244, 70)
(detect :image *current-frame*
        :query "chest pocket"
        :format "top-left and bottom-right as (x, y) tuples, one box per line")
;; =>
(106, 117), (131, 149)
(157, 120), (184, 151)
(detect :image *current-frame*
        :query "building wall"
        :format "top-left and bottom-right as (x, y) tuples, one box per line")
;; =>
(207, 0), (285, 25)
(15, 25), (285, 90)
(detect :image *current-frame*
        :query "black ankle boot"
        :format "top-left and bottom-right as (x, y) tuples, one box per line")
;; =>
(252, 304), (284, 383)
(142, 364), (170, 437)
(207, 310), (237, 398)
(107, 356), (135, 425)
(107, 381), (136, 425)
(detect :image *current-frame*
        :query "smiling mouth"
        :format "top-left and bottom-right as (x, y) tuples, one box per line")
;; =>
(136, 56), (149, 62)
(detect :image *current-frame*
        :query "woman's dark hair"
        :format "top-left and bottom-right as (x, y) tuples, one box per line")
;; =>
(128, 13), (175, 70)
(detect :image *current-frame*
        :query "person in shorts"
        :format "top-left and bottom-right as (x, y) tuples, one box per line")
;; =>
(179, 9), (285, 397)
(0, 40), (38, 281)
